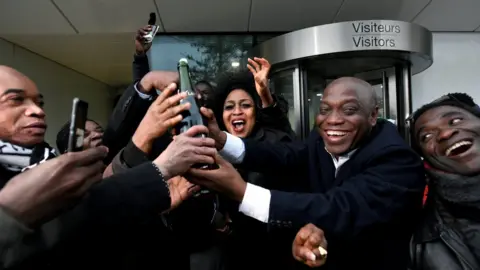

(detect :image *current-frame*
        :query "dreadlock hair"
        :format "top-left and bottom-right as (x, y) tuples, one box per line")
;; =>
(410, 92), (480, 154)
(212, 70), (261, 131)
(56, 119), (101, 154)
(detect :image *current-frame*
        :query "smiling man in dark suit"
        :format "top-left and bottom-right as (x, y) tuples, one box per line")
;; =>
(188, 77), (426, 270)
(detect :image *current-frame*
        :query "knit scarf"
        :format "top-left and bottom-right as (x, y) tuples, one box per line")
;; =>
(0, 139), (57, 172)
(428, 169), (480, 264)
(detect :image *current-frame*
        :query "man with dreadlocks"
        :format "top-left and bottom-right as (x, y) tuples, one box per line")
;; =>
(409, 93), (480, 270)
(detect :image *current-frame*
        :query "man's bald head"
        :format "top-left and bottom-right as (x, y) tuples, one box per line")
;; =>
(0, 66), (37, 92)
(316, 77), (379, 156)
(0, 66), (46, 147)
(326, 77), (378, 111)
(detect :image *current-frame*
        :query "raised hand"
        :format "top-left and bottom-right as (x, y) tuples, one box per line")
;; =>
(135, 25), (153, 55)
(132, 83), (190, 153)
(138, 70), (179, 95)
(200, 107), (226, 150)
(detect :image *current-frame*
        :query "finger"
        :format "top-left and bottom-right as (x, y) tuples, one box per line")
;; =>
(306, 231), (323, 248)
(138, 29), (147, 36)
(187, 166), (217, 179)
(63, 160), (104, 196)
(297, 247), (317, 262)
(162, 115), (184, 130)
(71, 161), (105, 196)
(143, 25), (152, 31)
(294, 227), (311, 245)
(254, 57), (270, 68)
(247, 58), (260, 71)
(213, 153), (228, 166)
(187, 185), (201, 196)
(200, 107), (215, 120)
(66, 146), (108, 166)
(152, 83), (178, 107)
(185, 174), (207, 186)
(246, 64), (256, 75)
(149, 72), (179, 92)
(184, 136), (216, 148)
(157, 92), (189, 113)
(183, 125), (210, 137)
(191, 154), (215, 165)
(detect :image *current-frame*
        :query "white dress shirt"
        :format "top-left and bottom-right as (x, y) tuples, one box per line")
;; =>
(219, 132), (356, 223)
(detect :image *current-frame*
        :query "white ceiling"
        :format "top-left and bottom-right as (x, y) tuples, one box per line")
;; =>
(1, 0), (480, 87)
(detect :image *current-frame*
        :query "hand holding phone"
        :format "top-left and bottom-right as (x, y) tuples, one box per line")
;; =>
(67, 98), (88, 152)
(143, 12), (160, 43)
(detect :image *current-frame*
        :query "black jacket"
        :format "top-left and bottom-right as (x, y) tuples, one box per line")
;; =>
(238, 120), (426, 270)
(0, 162), (175, 270)
(225, 126), (304, 270)
(410, 196), (480, 270)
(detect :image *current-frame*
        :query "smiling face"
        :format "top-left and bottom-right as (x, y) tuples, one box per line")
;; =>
(414, 105), (480, 175)
(0, 66), (46, 147)
(222, 89), (256, 138)
(316, 78), (378, 155)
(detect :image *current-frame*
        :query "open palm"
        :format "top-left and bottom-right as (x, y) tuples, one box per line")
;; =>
(167, 176), (199, 210)
(247, 57), (271, 92)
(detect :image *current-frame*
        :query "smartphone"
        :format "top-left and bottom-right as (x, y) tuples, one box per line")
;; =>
(143, 12), (160, 43)
(67, 98), (88, 152)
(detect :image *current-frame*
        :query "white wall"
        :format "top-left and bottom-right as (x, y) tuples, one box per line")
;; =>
(412, 33), (480, 110)
(0, 38), (114, 148)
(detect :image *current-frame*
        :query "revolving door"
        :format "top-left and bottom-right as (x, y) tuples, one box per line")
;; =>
(253, 20), (433, 144)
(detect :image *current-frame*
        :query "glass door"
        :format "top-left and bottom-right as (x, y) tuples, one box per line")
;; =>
(270, 65), (302, 136)
(354, 67), (397, 124)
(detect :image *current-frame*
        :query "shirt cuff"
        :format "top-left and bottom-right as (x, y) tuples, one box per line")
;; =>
(219, 132), (245, 164)
(238, 183), (271, 223)
(134, 82), (153, 100)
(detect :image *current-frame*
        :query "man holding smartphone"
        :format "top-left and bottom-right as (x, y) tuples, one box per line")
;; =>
(0, 65), (216, 270)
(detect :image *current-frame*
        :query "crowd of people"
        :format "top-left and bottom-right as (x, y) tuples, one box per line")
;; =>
(0, 25), (478, 270)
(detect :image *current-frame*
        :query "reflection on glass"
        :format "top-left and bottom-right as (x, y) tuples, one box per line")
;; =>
(306, 75), (327, 130)
(148, 34), (280, 84)
(270, 70), (296, 130)
(372, 83), (385, 118)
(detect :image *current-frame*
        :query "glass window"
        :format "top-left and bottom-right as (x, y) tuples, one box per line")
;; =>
(148, 34), (280, 84)
(270, 69), (297, 130)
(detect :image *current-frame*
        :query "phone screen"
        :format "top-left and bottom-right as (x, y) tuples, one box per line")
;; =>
(67, 98), (88, 152)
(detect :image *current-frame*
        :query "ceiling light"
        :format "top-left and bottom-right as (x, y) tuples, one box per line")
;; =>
(231, 62), (240, 67)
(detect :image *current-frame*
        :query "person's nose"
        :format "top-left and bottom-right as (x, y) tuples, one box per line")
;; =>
(232, 105), (243, 116)
(24, 102), (45, 119)
(437, 127), (458, 142)
(325, 110), (344, 126)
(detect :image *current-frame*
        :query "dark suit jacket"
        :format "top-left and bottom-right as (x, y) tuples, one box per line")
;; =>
(239, 120), (426, 270)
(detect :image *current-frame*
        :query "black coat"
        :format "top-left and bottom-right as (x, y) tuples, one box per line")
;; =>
(410, 195), (480, 270)
(0, 162), (174, 270)
(238, 120), (426, 270)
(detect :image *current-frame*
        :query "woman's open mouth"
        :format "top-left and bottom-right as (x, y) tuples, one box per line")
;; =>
(231, 120), (245, 133)
(445, 139), (473, 157)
